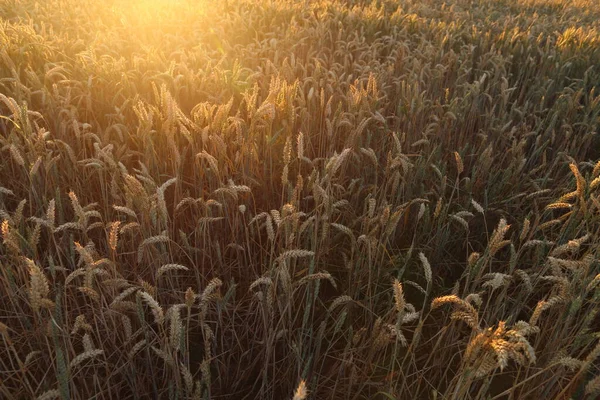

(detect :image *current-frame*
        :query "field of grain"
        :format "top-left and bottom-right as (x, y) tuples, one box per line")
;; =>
(1, 0), (600, 398)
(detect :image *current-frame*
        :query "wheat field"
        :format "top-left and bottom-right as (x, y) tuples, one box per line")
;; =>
(1, 0), (600, 398)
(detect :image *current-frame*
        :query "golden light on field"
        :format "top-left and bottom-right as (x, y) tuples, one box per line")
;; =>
(1, 0), (600, 399)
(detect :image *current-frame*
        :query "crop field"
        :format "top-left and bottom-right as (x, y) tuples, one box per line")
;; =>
(1, 0), (600, 398)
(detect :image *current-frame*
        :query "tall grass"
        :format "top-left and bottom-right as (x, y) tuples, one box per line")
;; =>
(1, 0), (600, 398)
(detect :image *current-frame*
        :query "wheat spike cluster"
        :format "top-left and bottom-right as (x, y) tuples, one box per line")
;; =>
(1, 0), (600, 398)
